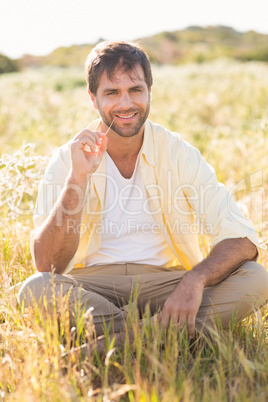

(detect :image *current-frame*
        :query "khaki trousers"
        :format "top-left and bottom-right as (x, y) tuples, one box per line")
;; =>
(18, 262), (268, 335)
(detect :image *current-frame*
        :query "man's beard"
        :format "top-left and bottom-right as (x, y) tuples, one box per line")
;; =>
(97, 101), (150, 138)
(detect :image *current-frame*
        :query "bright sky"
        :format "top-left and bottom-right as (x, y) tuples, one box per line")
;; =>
(1, 0), (268, 58)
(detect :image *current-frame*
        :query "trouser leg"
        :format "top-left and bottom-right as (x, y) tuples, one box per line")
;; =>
(133, 261), (268, 331)
(196, 261), (268, 330)
(17, 271), (129, 335)
(17, 261), (268, 336)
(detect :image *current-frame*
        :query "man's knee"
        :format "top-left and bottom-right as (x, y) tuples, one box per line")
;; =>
(197, 261), (268, 331)
(17, 272), (67, 308)
(237, 261), (268, 305)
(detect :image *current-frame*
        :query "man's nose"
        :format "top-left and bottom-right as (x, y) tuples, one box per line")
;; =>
(118, 92), (133, 109)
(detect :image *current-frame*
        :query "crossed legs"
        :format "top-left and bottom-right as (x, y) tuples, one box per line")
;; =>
(17, 261), (268, 335)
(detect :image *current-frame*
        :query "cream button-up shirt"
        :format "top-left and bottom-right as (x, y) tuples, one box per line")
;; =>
(32, 119), (264, 274)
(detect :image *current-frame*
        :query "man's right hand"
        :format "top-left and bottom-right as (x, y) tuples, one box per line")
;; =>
(70, 128), (108, 180)
(34, 128), (108, 273)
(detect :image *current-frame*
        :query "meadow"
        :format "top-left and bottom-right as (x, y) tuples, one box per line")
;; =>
(0, 59), (268, 401)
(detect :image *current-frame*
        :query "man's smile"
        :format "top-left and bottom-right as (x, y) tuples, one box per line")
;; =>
(115, 112), (138, 120)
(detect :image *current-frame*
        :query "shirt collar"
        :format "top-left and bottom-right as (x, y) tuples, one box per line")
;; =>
(140, 120), (156, 167)
(89, 118), (156, 167)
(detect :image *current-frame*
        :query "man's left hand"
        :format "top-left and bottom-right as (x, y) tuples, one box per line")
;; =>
(159, 272), (205, 338)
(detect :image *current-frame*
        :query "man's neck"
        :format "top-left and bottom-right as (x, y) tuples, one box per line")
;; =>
(105, 128), (144, 179)
(106, 129), (144, 161)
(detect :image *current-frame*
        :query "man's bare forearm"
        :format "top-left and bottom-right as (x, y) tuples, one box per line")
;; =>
(34, 174), (88, 274)
(34, 126), (108, 274)
(187, 237), (258, 287)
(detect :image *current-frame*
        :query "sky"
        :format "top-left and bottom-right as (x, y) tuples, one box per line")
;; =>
(1, 0), (268, 59)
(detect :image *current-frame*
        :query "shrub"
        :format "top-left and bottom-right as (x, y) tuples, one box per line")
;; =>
(0, 54), (19, 74)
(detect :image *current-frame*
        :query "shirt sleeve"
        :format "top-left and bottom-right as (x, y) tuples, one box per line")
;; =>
(178, 140), (266, 258)
(30, 144), (74, 271)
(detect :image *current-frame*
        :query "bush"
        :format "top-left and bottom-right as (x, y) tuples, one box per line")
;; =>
(0, 53), (19, 74)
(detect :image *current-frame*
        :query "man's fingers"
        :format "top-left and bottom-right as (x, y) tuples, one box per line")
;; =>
(72, 134), (102, 153)
(75, 137), (99, 153)
(178, 313), (187, 331)
(159, 307), (181, 328)
(186, 315), (196, 338)
(159, 309), (170, 328)
(98, 136), (108, 155)
(160, 309), (196, 338)
(75, 129), (105, 144)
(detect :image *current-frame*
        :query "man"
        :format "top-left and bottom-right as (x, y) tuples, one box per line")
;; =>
(18, 41), (268, 338)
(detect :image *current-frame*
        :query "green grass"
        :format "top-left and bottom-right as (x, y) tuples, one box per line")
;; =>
(0, 60), (268, 400)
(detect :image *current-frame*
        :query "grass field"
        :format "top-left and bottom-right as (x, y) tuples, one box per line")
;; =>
(0, 59), (268, 401)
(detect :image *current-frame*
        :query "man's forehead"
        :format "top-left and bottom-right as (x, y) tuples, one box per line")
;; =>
(100, 64), (146, 87)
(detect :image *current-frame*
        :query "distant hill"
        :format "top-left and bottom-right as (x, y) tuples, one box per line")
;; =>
(18, 44), (95, 69)
(0, 53), (19, 74)
(137, 26), (268, 64)
(11, 25), (268, 71)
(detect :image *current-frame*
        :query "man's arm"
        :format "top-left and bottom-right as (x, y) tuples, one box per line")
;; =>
(160, 237), (258, 337)
(34, 128), (107, 274)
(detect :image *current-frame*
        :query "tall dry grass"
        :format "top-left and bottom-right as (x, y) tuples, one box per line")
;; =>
(0, 59), (268, 400)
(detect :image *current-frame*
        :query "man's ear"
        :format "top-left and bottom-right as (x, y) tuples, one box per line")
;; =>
(88, 90), (98, 110)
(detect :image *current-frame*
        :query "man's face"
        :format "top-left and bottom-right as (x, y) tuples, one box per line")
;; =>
(89, 64), (151, 138)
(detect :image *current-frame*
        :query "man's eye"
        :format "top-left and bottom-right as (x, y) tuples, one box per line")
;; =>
(107, 91), (117, 95)
(131, 88), (142, 92)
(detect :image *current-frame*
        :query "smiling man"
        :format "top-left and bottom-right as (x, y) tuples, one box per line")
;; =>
(18, 41), (268, 339)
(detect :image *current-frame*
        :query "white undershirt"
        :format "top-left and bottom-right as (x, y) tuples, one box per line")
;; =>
(85, 152), (179, 267)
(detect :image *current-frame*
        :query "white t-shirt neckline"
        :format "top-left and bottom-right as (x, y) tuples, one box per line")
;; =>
(85, 151), (179, 267)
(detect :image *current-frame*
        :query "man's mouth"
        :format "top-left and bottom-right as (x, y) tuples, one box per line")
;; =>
(115, 113), (137, 120)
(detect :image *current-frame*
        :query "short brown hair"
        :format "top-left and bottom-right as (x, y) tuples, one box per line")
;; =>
(85, 41), (153, 94)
